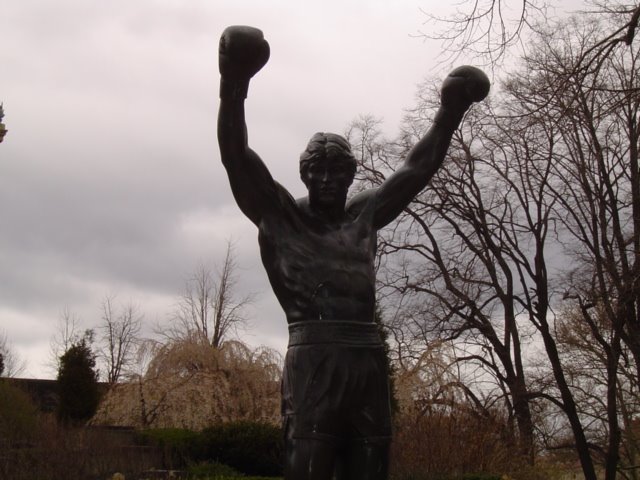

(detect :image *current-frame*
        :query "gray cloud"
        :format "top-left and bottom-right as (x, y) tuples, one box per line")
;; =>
(1, 0), (447, 378)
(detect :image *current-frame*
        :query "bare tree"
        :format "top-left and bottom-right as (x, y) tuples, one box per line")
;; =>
(99, 295), (142, 384)
(348, 110), (539, 466)
(555, 303), (640, 479)
(421, 0), (545, 65)
(421, 1), (640, 68)
(0, 330), (26, 377)
(353, 10), (640, 479)
(170, 242), (253, 348)
(48, 306), (82, 373)
(392, 341), (517, 477)
(517, 17), (640, 479)
(487, 15), (640, 480)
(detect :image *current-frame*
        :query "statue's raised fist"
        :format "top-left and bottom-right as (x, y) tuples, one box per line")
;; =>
(219, 26), (270, 83)
(440, 66), (490, 110)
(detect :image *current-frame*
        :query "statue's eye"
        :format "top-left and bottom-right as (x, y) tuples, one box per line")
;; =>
(308, 163), (348, 177)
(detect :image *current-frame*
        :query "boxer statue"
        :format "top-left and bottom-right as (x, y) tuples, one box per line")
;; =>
(217, 25), (489, 480)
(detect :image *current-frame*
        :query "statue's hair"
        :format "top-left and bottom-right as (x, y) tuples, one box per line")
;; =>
(299, 132), (357, 180)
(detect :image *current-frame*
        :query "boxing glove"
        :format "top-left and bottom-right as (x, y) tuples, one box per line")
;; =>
(219, 26), (270, 99)
(440, 65), (490, 111)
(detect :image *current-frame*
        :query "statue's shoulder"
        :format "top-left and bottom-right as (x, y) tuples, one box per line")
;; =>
(346, 187), (378, 218)
(260, 181), (303, 225)
(269, 181), (297, 209)
(295, 196), (309, 210)
(294, 196), (314, 220)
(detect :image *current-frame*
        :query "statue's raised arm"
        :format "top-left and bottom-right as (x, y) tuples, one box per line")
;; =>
(217, 26), (279, 226)
(349, 66), (490, 230)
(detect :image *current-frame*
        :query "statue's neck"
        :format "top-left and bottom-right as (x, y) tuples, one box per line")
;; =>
(305, 198), (347, 225)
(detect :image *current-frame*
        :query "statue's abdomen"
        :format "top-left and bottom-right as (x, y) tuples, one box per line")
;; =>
(258, 216), (376, 323)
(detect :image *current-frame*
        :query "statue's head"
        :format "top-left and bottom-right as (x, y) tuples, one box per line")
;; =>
(300, 133), (356, 209)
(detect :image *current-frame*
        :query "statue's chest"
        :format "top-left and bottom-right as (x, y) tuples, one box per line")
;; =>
(258, 212), (377, 284)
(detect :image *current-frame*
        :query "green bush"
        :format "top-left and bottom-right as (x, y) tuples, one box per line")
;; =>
(459, 475), (503, 480)
(199, 421), (283, 477)
(0, 380), (38, 445)
(139, 427), (201, 448)
(187, 461), (242, 478)
(138, 421), (284, 477)
(137, 427), (203, 467)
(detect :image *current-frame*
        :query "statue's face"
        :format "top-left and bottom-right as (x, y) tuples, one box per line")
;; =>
(305, 157), (353, 209)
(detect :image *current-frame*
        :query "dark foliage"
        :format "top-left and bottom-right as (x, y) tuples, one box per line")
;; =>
(199, 421), (283, 476)
(56, 338), (99, 424)
(0, 380), (38, 448)
(186, 461), (242, 478)
(137, 428), (201, 467)
(138, 421), (284, 476)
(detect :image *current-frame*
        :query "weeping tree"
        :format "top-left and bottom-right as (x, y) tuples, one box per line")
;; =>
(92, 337), (282, 429)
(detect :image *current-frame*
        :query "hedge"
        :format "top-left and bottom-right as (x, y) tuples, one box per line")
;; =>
(137, 421), (283, 477)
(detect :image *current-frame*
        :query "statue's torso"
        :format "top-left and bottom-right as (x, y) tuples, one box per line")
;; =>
(258, 186), (377, 323)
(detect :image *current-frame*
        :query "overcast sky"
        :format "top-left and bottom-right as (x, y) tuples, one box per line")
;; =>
(0, 0), (573, 379)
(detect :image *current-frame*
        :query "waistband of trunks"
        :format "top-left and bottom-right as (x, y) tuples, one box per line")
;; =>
(287, 320), (382, 347)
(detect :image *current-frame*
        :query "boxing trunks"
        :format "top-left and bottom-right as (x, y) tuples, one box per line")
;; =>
(282, 320), (392, 446)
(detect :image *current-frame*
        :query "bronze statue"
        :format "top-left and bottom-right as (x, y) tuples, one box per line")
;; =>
(217, 25), (489, 480)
